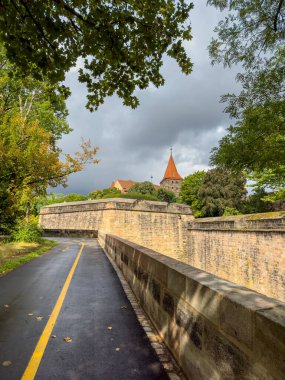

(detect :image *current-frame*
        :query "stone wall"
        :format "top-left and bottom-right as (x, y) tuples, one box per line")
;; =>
(40, 198), (193, 261)
(99, 233), (285, 380)
(40, 201), (285, 302)
(187, 213), (285, 302)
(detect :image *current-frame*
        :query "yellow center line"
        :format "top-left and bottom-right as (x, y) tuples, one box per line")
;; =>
(21, 243), (85, 380)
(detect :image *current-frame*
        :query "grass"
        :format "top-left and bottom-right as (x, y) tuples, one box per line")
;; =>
(0, 239), (58, 276)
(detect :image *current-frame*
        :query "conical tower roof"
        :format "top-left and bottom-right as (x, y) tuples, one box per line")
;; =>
(161, 154), (182, 182)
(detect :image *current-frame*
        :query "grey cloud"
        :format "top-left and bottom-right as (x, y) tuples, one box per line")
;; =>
(54, 2), (238, 195)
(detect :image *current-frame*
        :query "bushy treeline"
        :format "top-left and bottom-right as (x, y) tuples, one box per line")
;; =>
(89, 182), (177, 203)
(180, 169), (275, 217)
(34, 182), (178, 212)
(18, 173), (281, 234)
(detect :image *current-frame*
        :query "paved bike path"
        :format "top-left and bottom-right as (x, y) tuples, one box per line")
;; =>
(0, 238), (167, 380)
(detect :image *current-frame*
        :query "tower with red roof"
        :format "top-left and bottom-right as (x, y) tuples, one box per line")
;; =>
(160, 150), (183, 196)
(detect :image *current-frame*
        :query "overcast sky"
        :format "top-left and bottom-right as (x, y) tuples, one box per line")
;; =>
(55, 2), (239, 195)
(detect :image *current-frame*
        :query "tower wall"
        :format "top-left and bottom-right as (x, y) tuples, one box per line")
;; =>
(160, 178), (182, 196)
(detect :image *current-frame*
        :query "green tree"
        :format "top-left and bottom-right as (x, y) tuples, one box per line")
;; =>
(198, 169), (247, 217)
(106, 193), (159, 201)
(156, 188), (177, 203)
(180, 171), (206, 216)
(222, 207), (241, 217)
(0, 42), (78, 225)
(211, 101), (285, 193)
(101, 187), (122, 198)
(241, 188), (272, 214)
(88, 187), (122, 200)
(60, 194), (87, 202)
(0, 51), (99, 229)
(31, 193), (88, 216)
(208, 1), (285, 191)
(88, 190), (103, 200)
(0, 1), (193, 110)
(208, 0), (284, 117)
(30, 193), (65, 216)
(0, 45), (70, 141)
(247, 169), (285, 203)
(128, 181), (156, 195)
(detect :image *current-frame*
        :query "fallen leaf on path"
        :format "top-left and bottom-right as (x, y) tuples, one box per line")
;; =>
(2, 361), (12, 367)
(3, 305), (9, 308)
(107, 326), (113, 330)
(64, 337), (72, 343)
(36, 316), (43, 321)
(27, 313), (33, 316)
(51, 335), (57, 339)
(115, 348), (120, 352)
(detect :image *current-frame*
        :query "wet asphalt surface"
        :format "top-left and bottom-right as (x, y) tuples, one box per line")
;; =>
(0, 238), (168, 380)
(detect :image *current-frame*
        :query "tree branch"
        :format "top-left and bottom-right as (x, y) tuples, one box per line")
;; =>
(18, 0), (56, 49)
(52, 0), (98, 27)
(274, 0), (284, 31)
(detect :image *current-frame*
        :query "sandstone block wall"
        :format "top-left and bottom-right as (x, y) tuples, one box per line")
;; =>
(187, 214), (285, 302)
(40, 199), (193, 261)
(40, 201), (285, 302)
(99, 233), (285, 380)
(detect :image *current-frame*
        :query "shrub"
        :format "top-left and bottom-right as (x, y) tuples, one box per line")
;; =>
(88, 190), (103, 199)
(10, 220), (43, 242)
(156, 188), (177, 203)
(128, 181), (156, 195)
(121, 193), (159, 201)
(102, 192), (159, 201)
(223, 207), (241, 216)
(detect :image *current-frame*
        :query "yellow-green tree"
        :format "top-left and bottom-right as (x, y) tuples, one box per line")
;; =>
(0, 113), (98, 228)
(0, 48), (98, 229)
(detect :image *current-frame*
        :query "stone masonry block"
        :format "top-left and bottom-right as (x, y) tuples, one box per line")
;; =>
(131, 249), (141, 269)
(220, 296), (253, 348)
(176, 302), (204, 351)
(121, 252), (129, 266)
(220, 289), (280, 349)
(204, 322), (250, 379)
(254, 305), (285, 380)
(179, 329), (219, 380)
(149, 278), (161, 304)
(152, 260), (168, 285)
(186, 277), (222, 326)
(167, 268), (186, 298)
(162, 291), (175, 318)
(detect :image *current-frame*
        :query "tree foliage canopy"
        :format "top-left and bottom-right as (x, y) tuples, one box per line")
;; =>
(88, 187), (122, 199)
(156, 188), (176, 203)
(0, 113), (98, 227)
(208, 0), (285, 117)
(208, 1), (285, 193)
(128, 181), (156, 195)
(211, 101), (285, 177)
(180, 171), (206, 216)
(0, 45), (71, 141)
(198, 168), (247, 217)
(0, 50), (99, 228)
(0, 0), (193, 110)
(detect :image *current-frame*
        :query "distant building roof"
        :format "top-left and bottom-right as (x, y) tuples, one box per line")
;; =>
(161, 154), (182, 182)
(112, 179), (136, 192)
(112, 179), (160, 192)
